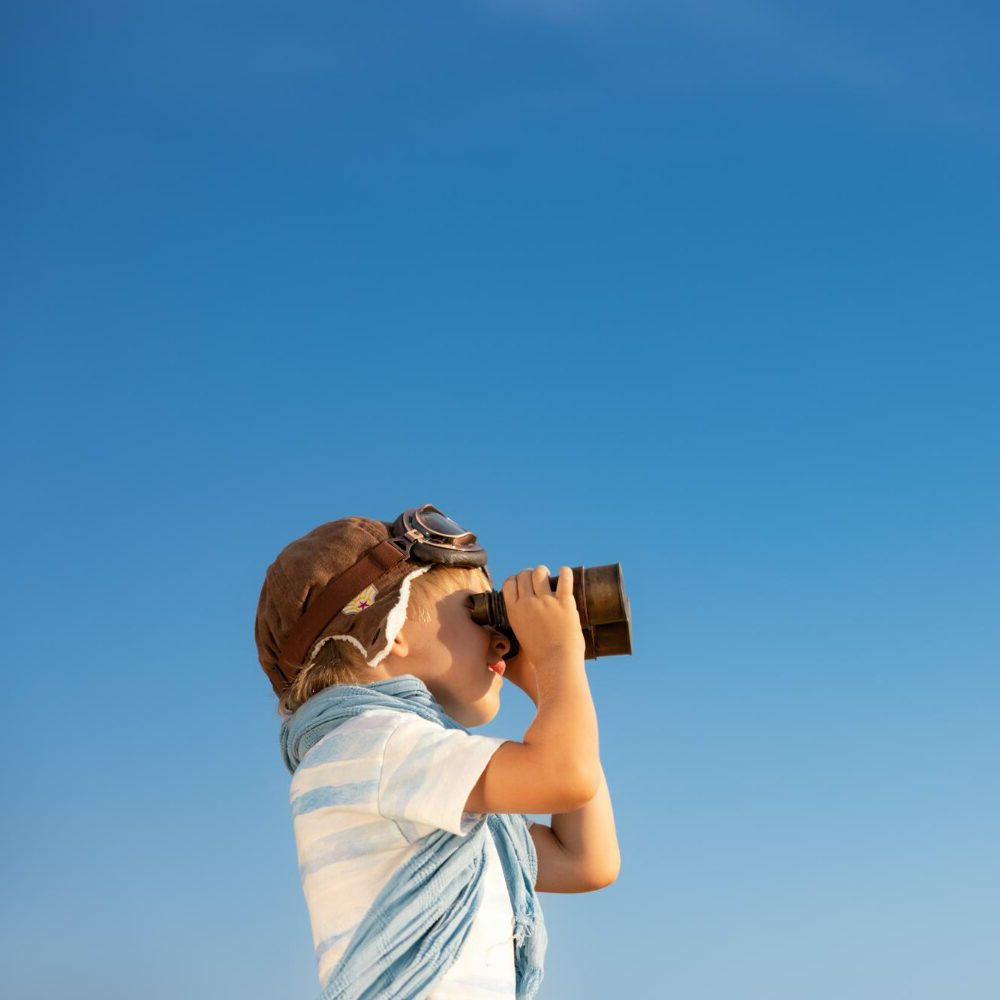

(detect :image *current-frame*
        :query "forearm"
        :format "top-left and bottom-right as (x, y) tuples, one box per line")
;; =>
(550, 762), (620, 884)
(522, 650), (600, 796)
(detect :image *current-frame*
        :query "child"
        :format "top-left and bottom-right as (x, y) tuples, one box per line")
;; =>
(255, 505), (619, 999)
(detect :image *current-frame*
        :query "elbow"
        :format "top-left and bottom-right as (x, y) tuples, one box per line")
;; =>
(602, 850), (622, 886)
(582, 857), (621, 891)
(541, 760), (601, 812)
(570, 765), (601, 808)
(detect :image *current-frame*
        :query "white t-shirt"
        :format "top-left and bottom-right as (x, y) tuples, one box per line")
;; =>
(288, 707), (521, 998)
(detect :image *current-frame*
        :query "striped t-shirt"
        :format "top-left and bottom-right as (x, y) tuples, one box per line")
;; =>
(289, 707), (522, 998)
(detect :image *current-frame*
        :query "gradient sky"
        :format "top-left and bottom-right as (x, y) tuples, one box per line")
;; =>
(3, 2), (999, 998)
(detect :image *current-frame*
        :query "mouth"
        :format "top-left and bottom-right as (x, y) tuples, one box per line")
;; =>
(487, 659), (506, 677)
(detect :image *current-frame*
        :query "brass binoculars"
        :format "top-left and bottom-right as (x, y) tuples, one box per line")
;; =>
(467, 562), (632, 661)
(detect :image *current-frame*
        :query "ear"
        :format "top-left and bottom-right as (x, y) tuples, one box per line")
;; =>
(387, 629), (409, 659)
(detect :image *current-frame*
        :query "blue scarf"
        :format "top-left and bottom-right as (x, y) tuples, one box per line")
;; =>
(280, 675), (547, 1000)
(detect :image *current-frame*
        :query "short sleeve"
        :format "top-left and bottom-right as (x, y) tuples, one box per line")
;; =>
(378, 713), (509, 838)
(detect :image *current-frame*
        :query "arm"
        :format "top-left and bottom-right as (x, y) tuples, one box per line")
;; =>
(547, 763), (620, 887)
(464, 645), (600, 815)
(510, 652), (621, 892)
(464, 567), (602, 817)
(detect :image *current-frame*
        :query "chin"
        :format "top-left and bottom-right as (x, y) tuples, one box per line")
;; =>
(480, 696), (501, 725)
(462, 698), (499, 728)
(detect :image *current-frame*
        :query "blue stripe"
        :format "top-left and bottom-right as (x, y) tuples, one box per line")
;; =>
(383, 726), (441, 816)
(291, 779), (378, 816)
(299, 728), (388, 769)
(315, 925), (356, 964)
(299, 820), (390, 876)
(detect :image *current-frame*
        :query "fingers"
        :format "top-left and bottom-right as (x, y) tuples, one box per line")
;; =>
(503, 565), (556, 599)
(502, 570), (533, 601)
(555, 565), (573, 598)
(532, 565), (552, 595)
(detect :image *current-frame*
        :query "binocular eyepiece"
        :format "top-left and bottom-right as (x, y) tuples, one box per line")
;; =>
(467, 562), (632, 661)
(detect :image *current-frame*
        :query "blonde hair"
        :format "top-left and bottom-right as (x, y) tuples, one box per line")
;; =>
(275, 563), (491, 717)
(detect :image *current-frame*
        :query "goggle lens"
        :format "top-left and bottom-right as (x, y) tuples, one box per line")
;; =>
(414, 506), (473, 542)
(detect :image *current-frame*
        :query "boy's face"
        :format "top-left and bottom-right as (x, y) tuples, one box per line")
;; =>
(387, 574), (510, 727)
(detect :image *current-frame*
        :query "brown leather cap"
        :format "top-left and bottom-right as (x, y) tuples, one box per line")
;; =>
(254, 517), (431, 697)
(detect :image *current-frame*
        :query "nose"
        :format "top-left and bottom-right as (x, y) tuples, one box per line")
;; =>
(486, 627), (511, 659)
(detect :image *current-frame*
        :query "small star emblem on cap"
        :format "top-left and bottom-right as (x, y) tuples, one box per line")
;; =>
(342, 584), (378, 615)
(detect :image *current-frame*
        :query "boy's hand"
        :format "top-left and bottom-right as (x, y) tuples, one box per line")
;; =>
(501, 565), (585, 668)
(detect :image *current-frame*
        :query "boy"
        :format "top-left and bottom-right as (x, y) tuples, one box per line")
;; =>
(255, 505), (620, 999)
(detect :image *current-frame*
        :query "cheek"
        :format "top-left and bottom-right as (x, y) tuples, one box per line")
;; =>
(462, 622), (490, 656)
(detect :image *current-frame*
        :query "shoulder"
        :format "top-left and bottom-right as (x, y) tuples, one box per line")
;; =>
(292, 708), (407, 776)
(378, 715), (511, 838)
(381, 712), (506, 764)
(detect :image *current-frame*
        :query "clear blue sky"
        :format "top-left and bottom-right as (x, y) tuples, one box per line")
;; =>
(3, 2), (998, 998)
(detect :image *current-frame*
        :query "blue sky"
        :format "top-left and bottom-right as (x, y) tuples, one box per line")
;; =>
(3, 2), (999, 998)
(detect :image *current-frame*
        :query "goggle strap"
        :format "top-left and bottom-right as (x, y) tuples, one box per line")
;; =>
(278, 539), (409, 673)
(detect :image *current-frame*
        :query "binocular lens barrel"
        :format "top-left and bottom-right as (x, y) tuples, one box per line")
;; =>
(467, 563), (632, 661)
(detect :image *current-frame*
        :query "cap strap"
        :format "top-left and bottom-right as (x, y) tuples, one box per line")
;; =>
(278, 539), (410, 673)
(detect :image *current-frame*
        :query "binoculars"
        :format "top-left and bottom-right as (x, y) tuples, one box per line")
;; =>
(467, 563), (632, 661)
